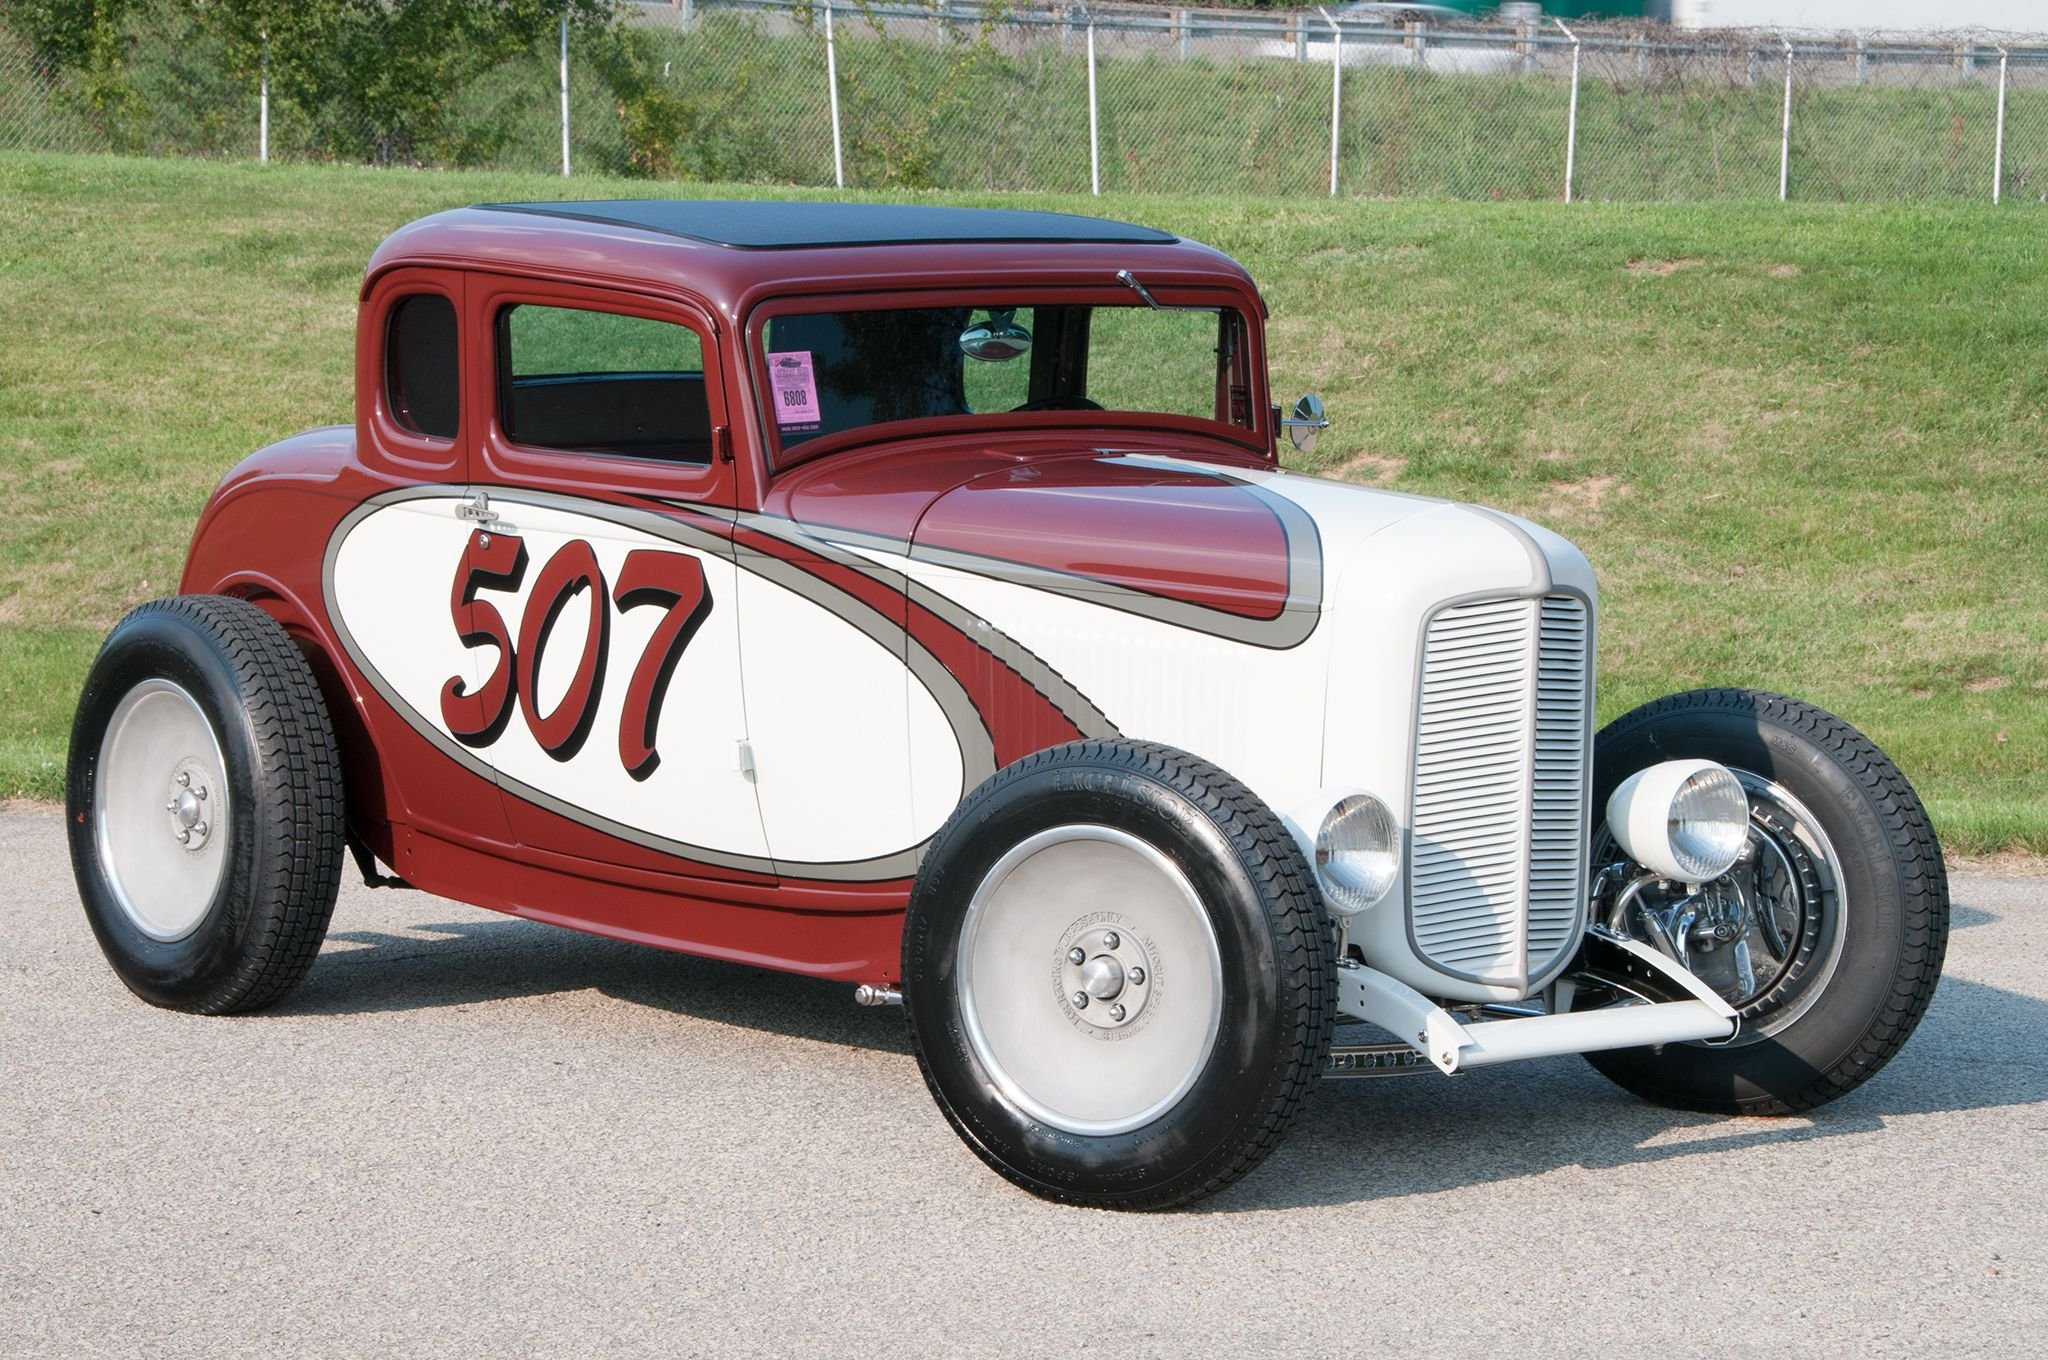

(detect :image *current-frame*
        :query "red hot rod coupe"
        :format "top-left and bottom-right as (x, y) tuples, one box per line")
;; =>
(68, 201), (1949, 1208)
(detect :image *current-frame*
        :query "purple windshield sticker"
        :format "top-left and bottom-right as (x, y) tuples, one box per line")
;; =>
(767, 351), (820, 426)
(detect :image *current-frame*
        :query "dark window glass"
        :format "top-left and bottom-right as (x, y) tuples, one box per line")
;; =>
(760, 302), (1242, 464)
(498, 304), (712, 464)
(385, 294), (459, 439)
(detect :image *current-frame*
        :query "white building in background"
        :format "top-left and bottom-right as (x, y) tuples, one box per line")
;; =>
(1661, 0), (2044, 30)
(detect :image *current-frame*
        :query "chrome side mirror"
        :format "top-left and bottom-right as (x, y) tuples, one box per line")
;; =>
(1283, 393), (1330, 453)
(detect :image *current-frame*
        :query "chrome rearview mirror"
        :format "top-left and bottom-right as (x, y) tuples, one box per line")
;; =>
(959, 309), (1032, 363)
(1283, 393), (1330, 453)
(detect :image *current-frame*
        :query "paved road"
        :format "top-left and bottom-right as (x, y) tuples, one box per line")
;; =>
(3, 806), (2042, 1356)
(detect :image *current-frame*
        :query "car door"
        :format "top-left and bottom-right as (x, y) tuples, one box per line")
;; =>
(458, 275), (772, 879)
(328, 265), (520, 849)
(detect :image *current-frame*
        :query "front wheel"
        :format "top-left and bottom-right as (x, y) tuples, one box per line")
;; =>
(903, 741), (1334, 1210)
(1586, 689), (1948, 1115)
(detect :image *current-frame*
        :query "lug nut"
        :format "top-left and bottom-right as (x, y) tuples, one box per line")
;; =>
(1071, 991), (1089, 1009)
(1128, 967), (1145, 985)
(177, 831), (190, 845)
(1109, 1004), (1126, 1022)
(1068, 947), (1085, 965)
(165, 800), (178, 813)
(176, 772), (191, 788)
(192, 822), (208, 838)
(1103, 931), (1120, 949)
(194, 787), (206, 801)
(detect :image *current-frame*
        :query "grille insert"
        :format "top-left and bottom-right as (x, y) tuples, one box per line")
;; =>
(1409, 594), (1591, 984)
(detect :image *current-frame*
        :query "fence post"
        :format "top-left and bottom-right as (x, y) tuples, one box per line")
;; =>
(677, 0), (694, 29)
(1557, 18), (1580, 203)
(1855, 36), (1868, 86)
(1087, 20), (1100, 195)
(1318, 7), (1341, 196)
(1407, 18), (1424, 69)
(1779, 40), (1793, 202)
(825, 1), (845, 188)
(558, 16), (570, 177)
(259, 34), (269, 164)
(1961, 42), (1976, 84)
(1994, 47), (2009, 204)
(1295, 20), (1307, 64)
(1179, 10), (1192, 62)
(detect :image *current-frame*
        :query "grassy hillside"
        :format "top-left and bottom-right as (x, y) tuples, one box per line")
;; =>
(8, 12), (2042, 201)
(1, 152), (2041, 854)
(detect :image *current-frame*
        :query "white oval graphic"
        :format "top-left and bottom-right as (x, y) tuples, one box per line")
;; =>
(324, 488), (969, 880)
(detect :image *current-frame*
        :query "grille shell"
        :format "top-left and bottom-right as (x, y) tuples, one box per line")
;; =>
(1407, 593), (1592, 987)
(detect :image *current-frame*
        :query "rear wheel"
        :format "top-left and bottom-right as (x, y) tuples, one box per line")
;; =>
(1586, 689), (1948, 1114)
(67, 595), (345, 1014)
(903, 741), (1334, 1210)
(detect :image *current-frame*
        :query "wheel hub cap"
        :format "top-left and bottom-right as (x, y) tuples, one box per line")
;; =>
(955, 824), (1223, 1136)
(1060, 925), (1153, 1029)
(94, 679), (229, 942)
(164, 765), (213, 850)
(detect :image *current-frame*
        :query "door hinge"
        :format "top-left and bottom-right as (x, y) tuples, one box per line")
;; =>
(714, 424), (734, 464)
(735, 739), (756, 779)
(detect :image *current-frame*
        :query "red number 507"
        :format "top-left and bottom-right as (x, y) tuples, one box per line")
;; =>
(439, 530), (711, 781)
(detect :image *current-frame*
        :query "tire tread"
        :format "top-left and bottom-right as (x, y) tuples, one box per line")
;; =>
(1590, 687), (1948, 1115)
(905, 740), (1336, 1210)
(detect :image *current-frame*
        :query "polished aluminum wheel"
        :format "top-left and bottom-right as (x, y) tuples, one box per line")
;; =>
(93, 679), (230, 942)
(956, 824), (1223, 1136)
(1598, 769), (1846, 1045)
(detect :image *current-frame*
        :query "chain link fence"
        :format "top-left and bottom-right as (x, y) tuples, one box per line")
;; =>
(3, 0), (2045, 202)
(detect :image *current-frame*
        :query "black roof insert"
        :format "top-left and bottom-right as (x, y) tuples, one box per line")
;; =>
(474, 199), (1180, 250)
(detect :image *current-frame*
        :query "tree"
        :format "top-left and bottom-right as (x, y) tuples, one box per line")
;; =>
(194, 0), (612, 165)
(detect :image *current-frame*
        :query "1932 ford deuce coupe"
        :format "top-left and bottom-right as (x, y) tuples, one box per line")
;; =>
(68, 201), (1949, 1208)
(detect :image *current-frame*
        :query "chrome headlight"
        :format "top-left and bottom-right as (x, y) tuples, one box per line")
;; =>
(1606, 759), (1750, 884)
(1316, 793), (1399, 913)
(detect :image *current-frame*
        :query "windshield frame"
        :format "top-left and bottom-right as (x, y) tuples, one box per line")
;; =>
(742, 283), (1269, 475)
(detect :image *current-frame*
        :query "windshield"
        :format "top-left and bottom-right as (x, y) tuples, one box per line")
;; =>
(757, 300), (1252, 464)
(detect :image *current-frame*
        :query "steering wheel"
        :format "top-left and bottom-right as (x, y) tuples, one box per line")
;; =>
(1011, 396), (1105, 412)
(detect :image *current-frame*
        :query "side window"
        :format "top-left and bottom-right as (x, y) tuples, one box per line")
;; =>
(498, 304), (712, 464)
(385, 293), (459, 439)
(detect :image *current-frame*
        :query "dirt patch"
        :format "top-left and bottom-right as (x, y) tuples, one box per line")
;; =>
(1626, 257), (1703, 277)
(1768, 263), (1802, 277)
(1333, 451), (1406, 484)
(1, 798), (61, 816)
(1952, 850), (2048, 878)
(1963, 676), (2012, 693)
(1544, 474), (1625, 515)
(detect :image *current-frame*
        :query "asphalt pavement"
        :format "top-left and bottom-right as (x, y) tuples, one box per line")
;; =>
(2, 804), (2042, 1356)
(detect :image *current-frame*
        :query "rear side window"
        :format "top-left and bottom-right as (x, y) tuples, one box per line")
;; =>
(498, 304), (712, 464)
(385, 293), (460, 440)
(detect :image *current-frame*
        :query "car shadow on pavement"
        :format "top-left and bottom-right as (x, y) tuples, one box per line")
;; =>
(280, 911), (2041, 1211)
(1204, 970), (2048, 1212)
(283, 916), (915, 1054)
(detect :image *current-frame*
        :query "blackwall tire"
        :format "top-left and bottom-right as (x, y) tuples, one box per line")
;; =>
(1585, 689), (1948, 1115)
(903, 741), (1335, 1210)
(67, 595), (345, 1014)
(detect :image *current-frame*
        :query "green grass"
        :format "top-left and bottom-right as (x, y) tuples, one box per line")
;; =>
(1, 152), (2042, 856)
